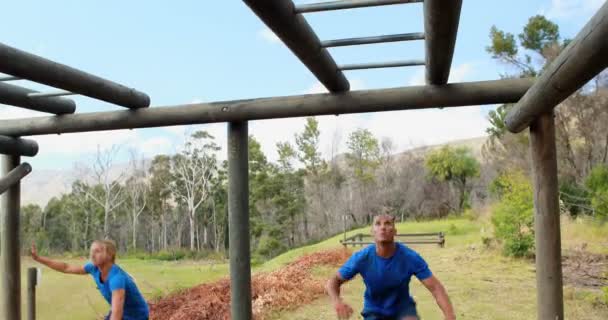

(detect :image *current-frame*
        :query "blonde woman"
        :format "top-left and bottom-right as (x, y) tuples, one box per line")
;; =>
(31, 240), (149, 320)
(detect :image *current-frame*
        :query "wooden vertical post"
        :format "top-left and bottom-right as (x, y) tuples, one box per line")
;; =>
(529, 112), (564, 320)
(27, 267), (37, 320)
(1, 154), (21, 320)
(228, 121), (252, 320)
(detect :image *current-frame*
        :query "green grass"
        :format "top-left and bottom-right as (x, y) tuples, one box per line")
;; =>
(270, 218), (608, 320)
(2, 217), (606, 319)
(14, 258), (229, 320)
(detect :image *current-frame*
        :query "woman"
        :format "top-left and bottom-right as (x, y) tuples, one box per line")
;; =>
(31, 240), (149, 320)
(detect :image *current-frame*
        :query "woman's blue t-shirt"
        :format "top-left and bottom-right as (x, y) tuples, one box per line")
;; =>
(84, 263), (149, 320)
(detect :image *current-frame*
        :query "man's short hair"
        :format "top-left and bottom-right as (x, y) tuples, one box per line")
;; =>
(373, 213), (396, 223)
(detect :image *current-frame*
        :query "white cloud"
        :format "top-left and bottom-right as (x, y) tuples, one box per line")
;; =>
(34, 130), (138, 155)
(250, 106), (490, 164)
(257, 28), (281, 44)
(543, 0), (604, 19)
(0, 105), (47, 119)
(139, 137), (173, 156)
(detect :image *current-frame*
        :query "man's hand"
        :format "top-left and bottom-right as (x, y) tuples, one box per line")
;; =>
(421, 275), (456, 320)
(31, 242), (39, 262)
(333, 300), (353, 319)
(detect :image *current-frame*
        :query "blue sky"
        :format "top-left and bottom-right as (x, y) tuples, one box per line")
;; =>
(0, 0), (604, 170)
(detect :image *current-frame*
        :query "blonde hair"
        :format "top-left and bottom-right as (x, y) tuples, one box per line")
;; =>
(91, 239), (117, 263)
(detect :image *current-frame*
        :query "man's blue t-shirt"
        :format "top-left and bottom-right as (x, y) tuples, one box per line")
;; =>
(84, 263), (149, 320)
(338, 243), (432, 317)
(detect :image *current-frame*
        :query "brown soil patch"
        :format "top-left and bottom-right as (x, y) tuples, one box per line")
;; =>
(149, 248), (350, 320)
(562, 249), (608, 289)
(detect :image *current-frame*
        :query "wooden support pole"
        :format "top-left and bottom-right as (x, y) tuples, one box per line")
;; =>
(529, 112), (564, 320)
(228, 121), (252, 320)
(1, 154), (21, 320)
(27, 267), (37, 320)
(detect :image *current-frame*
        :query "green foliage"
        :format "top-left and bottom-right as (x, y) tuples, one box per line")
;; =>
(346, 128), (380, 184)
(559, 180), (592, 217)
(490, 172), (535, 257)
(255, 234), (288, 259)
(135, 249), (223, 261)
(486, 26), (518, 59)
(518, 15), (560, 52)
(426, 146), (480, 212)
(487, 15), (562, 78)
(295, 117), (325, 175)
(585, 164), (608, 220)
(486, 104), (511, 140)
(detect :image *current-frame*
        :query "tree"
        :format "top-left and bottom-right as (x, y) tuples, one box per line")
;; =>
(490, 172), (535, 257)
(78, 145), (126, 239)
(585, 164), (608, 220)
(275, 141), (305, 247)
(425, 146), (480, 212)
(295, 117), (326, 237)
(148, 155), (172, 250)
(125, 151), (148, 250)
(172, 131), (219, 251)
(248, 135), (272, 242)
(346, 128), (380, 184)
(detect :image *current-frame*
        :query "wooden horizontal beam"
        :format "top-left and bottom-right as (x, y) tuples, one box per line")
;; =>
(505, 1), (608, 133)
(243, 0), (349, 92)
(0, 136), (38, 157)
(0, 163), (31, 195)
(0, 78), (533, 137)
(424, 0), (463, 85)
(0, 82), (75, 114)
(0, 42), (150, 109)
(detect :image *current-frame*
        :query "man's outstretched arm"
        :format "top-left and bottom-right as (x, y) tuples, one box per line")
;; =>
(421, 275), (456, 320)
(327, 273), (354, 319)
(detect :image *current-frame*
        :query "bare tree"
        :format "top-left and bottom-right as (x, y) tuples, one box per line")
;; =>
(78, 145), (126, 239)
(171, 131), (219, 251)
(125, 150), (148, 250)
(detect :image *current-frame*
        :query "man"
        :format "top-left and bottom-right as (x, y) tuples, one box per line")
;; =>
(31, 239), (149, 320)
(327, 214), (455, 320)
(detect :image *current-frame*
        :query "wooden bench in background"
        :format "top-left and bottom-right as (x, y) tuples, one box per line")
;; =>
(340, 232), (445, 248)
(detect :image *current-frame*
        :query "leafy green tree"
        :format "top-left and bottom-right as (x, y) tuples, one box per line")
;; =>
(346, 128), (380, 184)
(426, 146), (480, 212)
(490, 172), (535, 257)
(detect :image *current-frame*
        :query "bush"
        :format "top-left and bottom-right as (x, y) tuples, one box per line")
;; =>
(490, 172), (535, 257)
(255, 234), (287, 259)
(585, 164), (608, 220)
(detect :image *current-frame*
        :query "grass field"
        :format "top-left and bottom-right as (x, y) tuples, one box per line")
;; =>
(2, 217), (607, 319)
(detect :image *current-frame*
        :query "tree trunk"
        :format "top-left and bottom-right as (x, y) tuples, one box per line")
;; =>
(103, 205), (110, 239)
(189, 210), (196, 251)
(162, 212), (167, 250)
(132, 214), (138, 250)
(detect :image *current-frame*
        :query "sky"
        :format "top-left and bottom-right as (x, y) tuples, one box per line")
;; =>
(0, 0), (604, 170)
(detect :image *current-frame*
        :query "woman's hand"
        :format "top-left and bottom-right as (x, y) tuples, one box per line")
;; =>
(31, 242), (40, 262)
